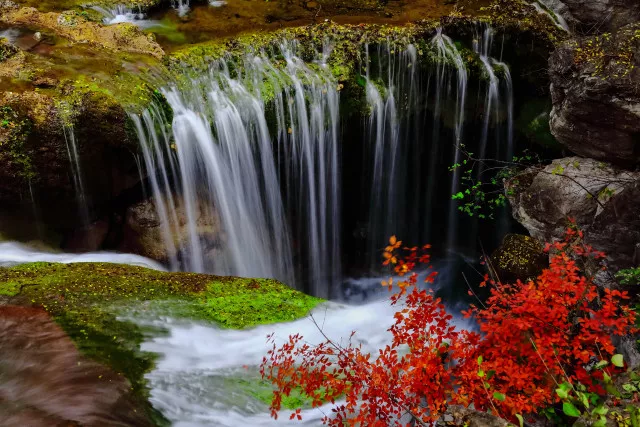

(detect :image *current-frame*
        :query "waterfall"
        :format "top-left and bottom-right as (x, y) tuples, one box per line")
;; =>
(132, 27), (516, 295)
(531, 0), (570, 32)
(93, 5), (148, 26)
(63, 125), (90, 228)
(171, 0), (190, 16)
(364, 31), (472, 262)
(433, 30), (468, 252)
(134, 42), (340, 297)
(474, 25), (500, 165)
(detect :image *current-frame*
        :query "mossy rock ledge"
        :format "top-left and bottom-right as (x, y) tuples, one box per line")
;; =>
(0, 261), (323, 424)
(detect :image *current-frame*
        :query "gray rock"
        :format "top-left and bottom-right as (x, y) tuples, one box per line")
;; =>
(506, 157), (640, 271)
(549, 24), (640, 166)
(540, 0), (640, 33)
(120, 194), (222, 264)
(436, 405), (509, 427)
(557, 0), (640, 32)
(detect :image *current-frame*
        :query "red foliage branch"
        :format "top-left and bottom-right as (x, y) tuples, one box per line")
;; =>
(260, 230), (637, 425)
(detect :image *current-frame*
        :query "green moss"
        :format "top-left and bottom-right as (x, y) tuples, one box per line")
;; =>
(201, 279), (323, 328)
(0, 105), (35, 181)
(0, 261), (322, 423)
(239, 378), (319, 410)
(0, 38), (18, 63)
(490, 234), (548, 282)
(11, 0), (164, 13)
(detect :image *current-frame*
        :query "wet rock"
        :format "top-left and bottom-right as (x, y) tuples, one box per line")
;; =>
(0, 6), (164, 58)
(0, 305), (152, 426)
(63, 219), (110, 252)
(549, 23), (640, 166)
(490, 234), (548, 282)
(0, 90), (140, 229)
(120, 195), (222, 264)
(506, 157), (640, 272)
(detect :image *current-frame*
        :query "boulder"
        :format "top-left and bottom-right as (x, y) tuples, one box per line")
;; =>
(0, 305), (151, 426)
(506, 157), (640, 271)
(120, 194), (222, 264)
(490, 234), (548, 282)
(549, 23), (640, 167)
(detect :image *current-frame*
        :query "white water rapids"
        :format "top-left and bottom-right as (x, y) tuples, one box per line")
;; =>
(138, 290), (475, 426)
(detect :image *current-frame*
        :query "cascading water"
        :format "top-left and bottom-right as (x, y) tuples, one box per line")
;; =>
(133, 26), (515, 296)
(531, 0), (570, 32)
(471, 24), (515, 240)
(133, 42), (340, 297)
(171, 0), (190, 17)
(94, 5), (150, 27)
(361, 26), (513, 262)
(63, 125), (90, 228)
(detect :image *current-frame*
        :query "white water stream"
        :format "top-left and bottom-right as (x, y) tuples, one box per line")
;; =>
(0, 241), (164, 269)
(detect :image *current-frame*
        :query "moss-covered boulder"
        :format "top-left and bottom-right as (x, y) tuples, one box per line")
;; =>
(0, 262), (323, 424)
(0, 7), (164, 58)
(490, 234), (548, 282)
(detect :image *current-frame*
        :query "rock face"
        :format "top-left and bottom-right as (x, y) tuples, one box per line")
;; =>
(549, 23), (640, 167)
(0, 305), (151, 426)
(490, 234), (548, 282)
(506, 157), (640, 271)
(0, 90), (141, 229)
(120, 195), (222, 265)
(556, 0), (640, 32)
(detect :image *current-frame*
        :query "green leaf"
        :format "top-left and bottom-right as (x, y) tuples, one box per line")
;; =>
(593, 417), (607, 427)
(622, 383), (638, 392)
(477, 355), (483, 365)
(612, 354), (624, 368)
(555, 387), (569, 399)
(579, 392), (589, 409)
(595, 360), (609, 369)
(515, 414), (524, 427)
(592, 405), (609, 416)
(493, 392), (506, 401)
(478, 369), (485, 378)
(563, 402), (581, 417)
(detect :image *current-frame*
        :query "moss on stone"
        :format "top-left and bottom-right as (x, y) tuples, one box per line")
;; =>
(0, 104), (35, 181)
(490, 234), (548, 282)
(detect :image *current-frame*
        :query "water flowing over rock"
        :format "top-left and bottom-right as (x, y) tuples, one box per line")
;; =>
(132, 28), (515, 296)
(506, 157), (640, 271)
(0, 305), (152, 426)
(549, 23), (640, 166)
